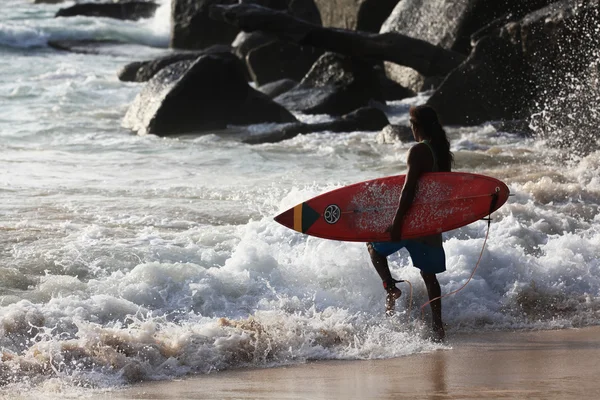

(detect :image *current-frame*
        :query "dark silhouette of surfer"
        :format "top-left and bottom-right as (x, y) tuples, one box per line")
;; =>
(367, 105), (453, 342)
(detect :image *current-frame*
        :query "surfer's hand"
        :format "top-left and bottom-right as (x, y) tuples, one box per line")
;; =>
(386, 224), (401, 241)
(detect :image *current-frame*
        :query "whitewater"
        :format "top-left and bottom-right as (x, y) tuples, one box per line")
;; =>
(1, 0), (600, 396)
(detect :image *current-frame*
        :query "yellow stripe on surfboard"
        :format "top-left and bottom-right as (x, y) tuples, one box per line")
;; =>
(293, 203), (303, 232)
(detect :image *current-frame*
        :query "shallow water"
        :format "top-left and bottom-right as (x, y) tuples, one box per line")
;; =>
(1, 0), (600, 396)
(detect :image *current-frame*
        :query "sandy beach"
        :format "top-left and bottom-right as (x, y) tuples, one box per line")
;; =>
(96, 326), (600, 400)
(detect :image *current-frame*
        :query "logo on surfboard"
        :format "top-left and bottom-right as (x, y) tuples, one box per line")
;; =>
(324, 204), (341, 224)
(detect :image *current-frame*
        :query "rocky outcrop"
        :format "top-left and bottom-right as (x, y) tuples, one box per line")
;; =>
(427, 0), (600, 127)
(380, 0), (557, 92)
(258, 79), (298, 98)
(55, 1), (158, 21)
(273, 53), (386, 116)
(243, 107), (389, 144)
(232, 32), (272, 59)
(427, 34), (528, 126)
(241, 0), (322, 26)
(171, 0), (321, 50)
(376, 124), (414, 144)
(522, 0), (600, 154)
(122, 53), (297, 136)
(231, 1), (323, 85)
(209, 3), (465, 78)
(246, 42), (323, 86)
(117, 45), (232, 82)
(312, 0), (399, 31)
(171, 0), (239, 50)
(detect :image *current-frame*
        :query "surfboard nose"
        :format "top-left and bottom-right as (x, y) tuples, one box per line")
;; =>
(274, 203), (320, 233)
(274, 207), (294, 229)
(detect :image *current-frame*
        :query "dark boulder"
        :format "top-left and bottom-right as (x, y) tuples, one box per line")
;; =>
(376, 124), (414, 143)
(117, 45), (232, 82)
(55, 1), (159, 21)
(356, 0), (400, 32)
(258, 79), (299, 98)
(380, 0), (557, 92)
(233, 31), (272, 59)
(273, 52), (385, 115)
(122, 53), (297, 136)
(233, 31), (324, 87)
(171, 0), (239, 50)
(312, 0), (398, 30)
(427, 34), (528, 126)
(171, 0), (321, 51)
(523, 0), (600, 154)
(246, 41), (323, 85)
(231, 0), (323, 59)
(243, 106), (389, 144)
(489, 120), (534, 138)
(427, 0), (600, 130)
(375, 65), (415, 101)
(209, 3), (465, 78)
(232, 1), (323, 85)
(241, 0), (322, 25)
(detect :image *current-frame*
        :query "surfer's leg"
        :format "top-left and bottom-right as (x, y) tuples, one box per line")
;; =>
(367, 243), (401, 315)
(421, 272), (445, 341)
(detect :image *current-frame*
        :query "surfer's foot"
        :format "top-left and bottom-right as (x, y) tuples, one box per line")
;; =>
(385, 287), (402, 316)
(430, 324), (446, 343)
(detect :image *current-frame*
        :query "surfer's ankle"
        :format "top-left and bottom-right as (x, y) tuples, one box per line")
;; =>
(383, 278), (402, 294)
(385, 287), (401, 315)
(430, 324), (446, 343)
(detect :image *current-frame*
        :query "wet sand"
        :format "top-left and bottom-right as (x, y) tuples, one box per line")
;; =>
(104, 326), (600, 399)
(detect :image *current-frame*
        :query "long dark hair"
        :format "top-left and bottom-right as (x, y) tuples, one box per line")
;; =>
(409, 105), (453, 172)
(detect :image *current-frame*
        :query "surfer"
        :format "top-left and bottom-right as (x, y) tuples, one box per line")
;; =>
(367, 105), (453, 342)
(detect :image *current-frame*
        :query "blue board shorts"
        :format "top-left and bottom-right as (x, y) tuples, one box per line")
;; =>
(369, 240), (446, 274)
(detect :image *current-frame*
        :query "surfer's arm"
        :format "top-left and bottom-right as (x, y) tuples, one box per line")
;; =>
(389, 145), (429, 238)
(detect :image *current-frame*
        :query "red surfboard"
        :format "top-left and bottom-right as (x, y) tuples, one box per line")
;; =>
(274, 172), (509, 242)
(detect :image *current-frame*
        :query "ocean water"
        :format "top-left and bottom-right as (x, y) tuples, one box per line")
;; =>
(1, 0), (600, 396)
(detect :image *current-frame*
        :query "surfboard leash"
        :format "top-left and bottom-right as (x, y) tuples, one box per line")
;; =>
(418, 189), (500, 320)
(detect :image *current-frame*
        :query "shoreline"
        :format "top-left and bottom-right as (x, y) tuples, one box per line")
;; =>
(103, 326), (600, 399)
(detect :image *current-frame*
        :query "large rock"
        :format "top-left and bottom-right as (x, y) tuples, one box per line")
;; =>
(243, 106), (390, 144)
(232, 0), (323, 85)
(232, 31), (272, 59)
(376, 124), (414, 143)
(521, 0), (600, 154)
(55, 1), (158, 21)
(427, 34), (528, 126)
(122, 53), (297, 136)
(232, 31), (324, 86)
(258, 79), (299, 98)
(380, 0), (556, 93)
(117, 45), (232, 82)
(242, 0), (322, 25)
(246, 41), (323, 85)
(274, 52), (385, 115)
(313, 0), (398, 31)
(427, 0), (600, 128)
(171, 0), (239, 50)
(209, 3), (465, 79)
(171, 0), (321, 51)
